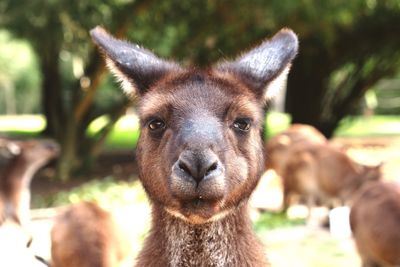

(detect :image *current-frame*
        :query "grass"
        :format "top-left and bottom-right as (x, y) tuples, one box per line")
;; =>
(89, 114), (140, 150)
(262, 227), (360, 267)
(0, 114), (140, 149)
(253, 212), (304, 230)
(0, 114), (43, 138)
(31, 176), (147, 209)
(334, 115), (400, 137)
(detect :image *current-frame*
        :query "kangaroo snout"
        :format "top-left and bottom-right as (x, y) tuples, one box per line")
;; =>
(175, 150), (223, 184)
(170, 149), (226, 202)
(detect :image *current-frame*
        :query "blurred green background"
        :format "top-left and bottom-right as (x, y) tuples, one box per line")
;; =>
(1, 0), (399, 180)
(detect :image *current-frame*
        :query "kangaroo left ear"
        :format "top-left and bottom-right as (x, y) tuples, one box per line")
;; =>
(216, 28), (298, 101)
(90, 26), (181, 97)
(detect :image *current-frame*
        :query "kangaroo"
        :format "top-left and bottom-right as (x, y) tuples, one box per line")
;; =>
(0, 139), (59, 226)
(283, 143), (382, 211)
(90, 25), (298, 266)
(265, 123), (327, 176)
(51, 201), (131, 267)
(350, 180), (400, 267)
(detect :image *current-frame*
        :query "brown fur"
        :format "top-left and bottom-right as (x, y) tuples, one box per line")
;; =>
(90, 26), (298, 266)
(0, 139), (58, 226)
(283, 143), (382, 210)
(265, 123), (327, 175)
(350, 181), (400, 267)
(136, 205), (267, 267)
(51, 202), (130, 267)
(134, 72), (270, 266)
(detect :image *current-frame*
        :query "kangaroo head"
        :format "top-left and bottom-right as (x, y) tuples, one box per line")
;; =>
(91, 27), (298, 224)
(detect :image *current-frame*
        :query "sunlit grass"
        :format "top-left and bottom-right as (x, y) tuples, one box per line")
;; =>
(263, 227), (360, 267)
(253, 212), (304, 231)
(0, 115), (45, 133)
(335, 115), (400, 136)
(31, 176), (146, 209)
(89, 114), (140, 150)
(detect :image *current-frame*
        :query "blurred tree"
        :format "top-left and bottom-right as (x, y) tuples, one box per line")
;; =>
(282, 0), (400, 136)
(0, 31), (40, 114)
(1, 0), (399, 179)
(1, 0), (152, 180)
(134, 0), (400, 136)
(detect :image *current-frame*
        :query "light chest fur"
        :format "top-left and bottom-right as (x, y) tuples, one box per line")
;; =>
(166, 217), (234, 267)
(136, 207), (268, 267)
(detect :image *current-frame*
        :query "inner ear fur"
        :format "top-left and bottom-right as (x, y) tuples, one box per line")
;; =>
(215, 28), (299, 101)
(90, 26), (181, 96)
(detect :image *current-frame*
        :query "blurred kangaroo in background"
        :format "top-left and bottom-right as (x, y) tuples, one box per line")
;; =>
(51, 201), (132, 267)
(350, 180), (400, 267)
(283, 143), (382, 212)
(0, 138), (59, 226)
(265, 124), (327, 176)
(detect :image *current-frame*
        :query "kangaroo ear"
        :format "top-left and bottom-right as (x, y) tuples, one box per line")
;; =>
(216, 28), (298, 101)
(1, 142), (21, 157)
(90, 26), (180, 96)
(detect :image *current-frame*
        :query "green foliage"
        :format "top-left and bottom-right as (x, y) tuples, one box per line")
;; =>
(284, 0), (400, 135)
(32, 176), (146, 209)
(0, 31), (40, 114)
(264, 112), (291, 139)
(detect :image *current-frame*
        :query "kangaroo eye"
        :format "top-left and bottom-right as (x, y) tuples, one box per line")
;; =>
(233, 118), (251, 132)
(148, 119), (166, 131)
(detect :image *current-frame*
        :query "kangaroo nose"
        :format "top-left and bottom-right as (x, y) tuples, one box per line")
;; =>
(177, 151), (221, 184)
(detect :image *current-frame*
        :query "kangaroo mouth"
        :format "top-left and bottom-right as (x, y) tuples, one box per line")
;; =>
(183, 197), (219, 214)
(165, 197), (229, 224)
(167, 168), (228, 223)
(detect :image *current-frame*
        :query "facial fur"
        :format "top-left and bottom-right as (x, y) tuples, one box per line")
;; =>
(136, 72), (265, 223)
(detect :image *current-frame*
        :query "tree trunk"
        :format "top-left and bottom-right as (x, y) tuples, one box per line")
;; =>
(39, 44), (64, 139)
(286, 52), (333, 136)
(56, 117), (79, 181)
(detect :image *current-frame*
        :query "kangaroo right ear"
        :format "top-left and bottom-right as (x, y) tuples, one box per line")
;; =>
(90, 26), (181, 96)
(216, 28), (298, 102)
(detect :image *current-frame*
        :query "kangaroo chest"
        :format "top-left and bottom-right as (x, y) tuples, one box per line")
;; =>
(165, 219), (237, 267)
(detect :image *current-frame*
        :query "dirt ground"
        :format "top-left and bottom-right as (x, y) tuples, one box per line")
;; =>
(27, 135), (400, 265)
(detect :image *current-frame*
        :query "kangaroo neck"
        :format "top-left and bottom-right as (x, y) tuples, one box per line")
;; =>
(137, 204), (269, 267)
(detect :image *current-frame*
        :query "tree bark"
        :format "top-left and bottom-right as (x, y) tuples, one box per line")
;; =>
(39, 43), (64, 139)
(285, 48), (332, 136)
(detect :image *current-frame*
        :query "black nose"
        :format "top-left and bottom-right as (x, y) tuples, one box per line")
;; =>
(176, 151), (221, 184)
